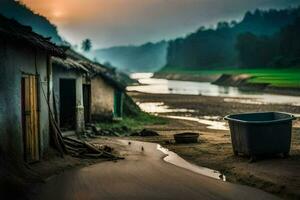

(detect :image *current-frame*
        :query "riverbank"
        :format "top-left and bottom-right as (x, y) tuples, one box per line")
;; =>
(128, 91), (300, 199)
(213, 74), (300, 96)
(154, 69), (300, 96)
(153, 72), (219, 82)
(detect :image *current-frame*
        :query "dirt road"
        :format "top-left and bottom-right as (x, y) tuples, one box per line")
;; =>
(32, 140), (279, 200)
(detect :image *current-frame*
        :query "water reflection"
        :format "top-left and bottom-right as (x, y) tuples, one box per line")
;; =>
(138, 102), (228, 131)
(165, 115), (228, 131)
(137, 102), (195, 113)
(157, 144), (226, 181)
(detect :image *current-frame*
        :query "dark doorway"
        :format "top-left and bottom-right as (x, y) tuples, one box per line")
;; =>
(59, 79), (76, 130)
(114, 89), (123, 118)
(21, 75), (40, 163)
(83, 84), (91, 123)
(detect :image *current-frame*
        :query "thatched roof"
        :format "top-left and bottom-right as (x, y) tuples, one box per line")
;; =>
(52, 57), (89, 73)
(80, 61), (125, 90)
(52, 47), (125, 90)
(0, 14), (65, 58)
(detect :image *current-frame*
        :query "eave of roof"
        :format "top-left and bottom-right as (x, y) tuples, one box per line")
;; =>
(79, 61), (125, 90)
(0, 14), (65, 58)
(52, 57), (89, 73)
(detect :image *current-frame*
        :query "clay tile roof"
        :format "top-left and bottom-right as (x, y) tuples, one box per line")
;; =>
(0, 14), (65, 58)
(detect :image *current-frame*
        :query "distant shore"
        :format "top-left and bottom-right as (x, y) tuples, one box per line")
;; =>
(154, 72), (300, 96)
(153, 72), (219, 82)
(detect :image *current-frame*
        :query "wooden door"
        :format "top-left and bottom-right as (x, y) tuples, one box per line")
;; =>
(22, 75), (40, 162)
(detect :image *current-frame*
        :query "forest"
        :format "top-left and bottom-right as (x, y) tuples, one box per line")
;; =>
(164, 7), (300, 70)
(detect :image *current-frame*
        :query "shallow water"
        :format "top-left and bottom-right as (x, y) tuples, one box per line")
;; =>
(127, 73), (300, 106)
(137, 102), (195, 113)
(165, 115), (228, 131)
(137, 101), (228, 130)
(120, 139), (225, 181)
(157, 144), (226, 181)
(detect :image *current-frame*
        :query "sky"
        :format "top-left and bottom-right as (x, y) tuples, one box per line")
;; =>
(21, 0), (300, 49)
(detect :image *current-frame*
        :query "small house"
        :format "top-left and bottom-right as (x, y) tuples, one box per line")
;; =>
(0, 15), (65, 162)
(51, 50), (90, 135)
(80, 62), (125, 121)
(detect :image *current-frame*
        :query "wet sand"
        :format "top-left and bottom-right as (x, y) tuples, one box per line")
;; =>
(129, 92), (300, 116)
(128, 91), (300, 199)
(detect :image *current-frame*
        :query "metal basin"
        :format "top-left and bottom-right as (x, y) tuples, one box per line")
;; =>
(224, 112), (296, 160)
(174, 132), (199, 143)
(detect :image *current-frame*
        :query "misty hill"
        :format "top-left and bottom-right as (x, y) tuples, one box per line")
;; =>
(163, 7), (300, 71)
(0, 0), (64, 44)
(93, 41), (168, 72)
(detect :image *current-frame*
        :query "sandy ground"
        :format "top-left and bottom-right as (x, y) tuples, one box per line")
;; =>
(128, 91), (300, 200)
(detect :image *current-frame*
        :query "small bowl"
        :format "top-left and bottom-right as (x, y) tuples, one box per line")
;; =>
(174, 132), (199, 143)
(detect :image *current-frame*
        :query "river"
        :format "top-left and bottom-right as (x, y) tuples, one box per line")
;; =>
(127, 73), (300, 106)
(127, 73), (300, 130)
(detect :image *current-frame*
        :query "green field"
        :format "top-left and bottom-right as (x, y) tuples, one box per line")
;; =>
(159, 67), (300, 88)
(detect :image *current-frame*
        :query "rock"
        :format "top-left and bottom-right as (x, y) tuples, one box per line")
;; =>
(121, 125), (129, 131)
(103, 145), (113, 152)
(130, 132), (140, 136)
(102, 130), (110, 135)
(92, 126), (101, 133)
(139, 129), (159, 137)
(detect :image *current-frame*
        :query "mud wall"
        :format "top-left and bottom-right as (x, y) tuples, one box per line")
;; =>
(91, 76), (115, 121)
(0, 39), (50, 161)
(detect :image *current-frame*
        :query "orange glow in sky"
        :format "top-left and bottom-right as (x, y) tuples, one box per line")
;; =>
(20, 0), (300, 48)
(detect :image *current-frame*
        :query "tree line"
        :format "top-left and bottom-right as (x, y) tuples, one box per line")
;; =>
(237, 17), (300, 68)
(165, 7), (300, 70)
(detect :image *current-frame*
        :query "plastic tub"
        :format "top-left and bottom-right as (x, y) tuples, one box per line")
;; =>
(224, 112), (296, 160)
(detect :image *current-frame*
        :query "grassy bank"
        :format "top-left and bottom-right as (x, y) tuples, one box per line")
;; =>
(157, 67), (300, 88)
(96, 113), (168, 134)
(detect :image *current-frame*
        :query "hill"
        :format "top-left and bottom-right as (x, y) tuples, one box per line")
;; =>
(93, 41), (168, 72)
(0, 0), (64, 44)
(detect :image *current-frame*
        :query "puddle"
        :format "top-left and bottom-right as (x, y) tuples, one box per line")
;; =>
(130, 73), (154, 79)
(120, 139), (225, 181)
(137, 101), (227, 131)
(157, 144), (226, 181)
(165, 115), (228, 131)
(137, 102), (195, 113)
(202, 116), (223, 120)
